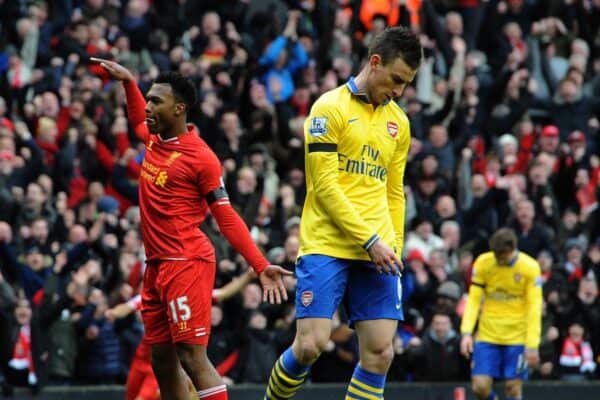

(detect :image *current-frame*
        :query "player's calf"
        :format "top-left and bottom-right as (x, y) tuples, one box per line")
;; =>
(151, 344), (191, 400)
(175, 343), (224, 393)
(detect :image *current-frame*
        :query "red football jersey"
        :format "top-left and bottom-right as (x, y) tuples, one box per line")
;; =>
(137, 126), (221, 262)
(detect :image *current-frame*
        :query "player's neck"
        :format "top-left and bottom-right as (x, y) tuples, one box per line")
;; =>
(353, 68), (377, 107)
(161, 120), (188, 140)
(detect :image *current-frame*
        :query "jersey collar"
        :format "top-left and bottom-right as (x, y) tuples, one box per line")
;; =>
(507, 251), (519, 267)
(157, 124), (198, 143)
(345, 76), (391, 106)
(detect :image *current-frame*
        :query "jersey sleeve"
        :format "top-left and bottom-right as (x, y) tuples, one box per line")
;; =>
(194, 148), (224, 196)
(460, 257), (486, 335)
(197, 148), (269, 274)
(525, 262), (543, 348)
(304, 98), (379, 251)
(123, 80), (150, 144)
(386, 119), (410, 256)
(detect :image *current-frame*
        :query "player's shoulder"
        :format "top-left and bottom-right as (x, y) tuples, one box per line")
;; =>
(311, 85), (351, 113)
(474, 251), (495, 268)
(517, 251), (542, 273)
(181, 131), (219, 161)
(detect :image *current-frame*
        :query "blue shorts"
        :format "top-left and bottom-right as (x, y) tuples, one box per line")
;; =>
(472, 341), (528, 380)
(295, 254), (403, 326)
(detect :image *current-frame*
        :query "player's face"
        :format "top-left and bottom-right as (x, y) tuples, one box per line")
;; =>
(368, 55), (417, 106)
(145, 83), (181, 133)
(494, 250), (515, 266)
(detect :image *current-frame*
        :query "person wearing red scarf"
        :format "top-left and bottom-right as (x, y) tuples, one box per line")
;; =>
(559, 322), (596, 380)
(1, 295), (42, 396)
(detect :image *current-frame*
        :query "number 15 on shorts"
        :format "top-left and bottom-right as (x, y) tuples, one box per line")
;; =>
(169, 296), (191, 323)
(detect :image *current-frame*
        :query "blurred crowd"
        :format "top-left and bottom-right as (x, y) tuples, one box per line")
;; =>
(1, 0), (600, 395)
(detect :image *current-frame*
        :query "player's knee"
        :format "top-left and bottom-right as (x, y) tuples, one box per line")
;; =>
(365, 343), (395, 367)
(505, 381), (521, 398)
(471, 380), (491, 398)
(294, 336), (329, 364)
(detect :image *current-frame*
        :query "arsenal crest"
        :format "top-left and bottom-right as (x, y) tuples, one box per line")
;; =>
(301, 291), (313, 307)
(387, 121), (398, 138)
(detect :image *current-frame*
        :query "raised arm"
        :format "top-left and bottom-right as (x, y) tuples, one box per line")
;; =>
(105, 294), (140, 321)
(90, 57), (150, 143)
(212, 269), (256, 303)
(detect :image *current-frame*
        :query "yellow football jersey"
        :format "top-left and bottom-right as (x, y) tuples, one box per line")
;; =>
(460, 251), (543, 348)
(298, 78), (410, 261)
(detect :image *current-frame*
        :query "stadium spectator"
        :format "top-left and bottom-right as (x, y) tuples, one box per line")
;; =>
(0, 0), (599, 394)
(406, 309), (469, 382)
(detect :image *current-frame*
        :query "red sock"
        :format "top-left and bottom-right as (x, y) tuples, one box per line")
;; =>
(197, 384), (227, 399)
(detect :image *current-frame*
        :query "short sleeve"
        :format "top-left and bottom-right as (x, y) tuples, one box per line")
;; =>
(304, 97), (344, 148)
(195, 148), (224, 196)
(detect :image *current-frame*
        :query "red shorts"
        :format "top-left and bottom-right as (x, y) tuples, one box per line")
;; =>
(141, 259), (215, 345)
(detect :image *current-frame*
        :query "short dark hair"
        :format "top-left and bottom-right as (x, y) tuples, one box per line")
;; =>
(154, 72), (197, 110)
(431, 307), (452, 320)
(368, 26), (423, 69)
(489, 228), (518, 254)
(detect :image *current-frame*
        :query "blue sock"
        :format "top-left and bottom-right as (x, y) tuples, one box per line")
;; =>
(485, 392), (497, 400)
(280, 347), (310, 376)
(264, 348), (310, 400)
(346, 364), (385, 399)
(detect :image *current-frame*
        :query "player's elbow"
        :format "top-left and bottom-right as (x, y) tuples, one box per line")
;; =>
(312, 178), (336, 201)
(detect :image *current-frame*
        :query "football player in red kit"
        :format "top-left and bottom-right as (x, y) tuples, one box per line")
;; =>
(106, 270), (256, 400)
(91, 57), (291, 400)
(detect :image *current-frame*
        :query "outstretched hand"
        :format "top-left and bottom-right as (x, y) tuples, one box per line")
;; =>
(259, 265), (294, 304)
(90, 57), (134, 82)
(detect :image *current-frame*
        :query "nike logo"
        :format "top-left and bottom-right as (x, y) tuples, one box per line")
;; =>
(395, 303), (402, 310)
(348, 118), (359, 123)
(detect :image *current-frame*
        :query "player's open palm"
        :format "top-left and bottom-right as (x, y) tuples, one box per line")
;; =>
(90, 57), (134, 82)
(259, 265), (293, 304)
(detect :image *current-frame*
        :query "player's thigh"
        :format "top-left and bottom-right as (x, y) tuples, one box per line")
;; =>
(141, 263), (172, 345)
(502, 345), (528, 380)
(472, 342), (503, 379)
(157, 260), (215, 345)
(151, 343), (180, 372)
(295, 255), (349, 320)
(346, 262), (403, 326)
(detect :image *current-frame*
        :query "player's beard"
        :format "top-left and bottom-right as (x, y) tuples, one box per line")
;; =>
(146, 117), (159, 132)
